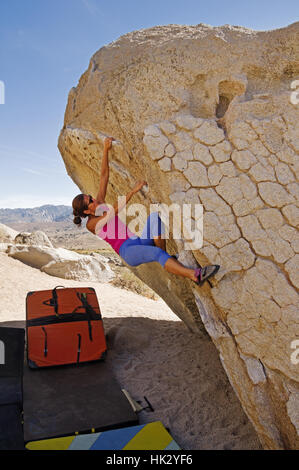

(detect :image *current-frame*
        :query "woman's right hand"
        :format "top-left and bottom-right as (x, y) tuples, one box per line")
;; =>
(132, 180), (148, 193)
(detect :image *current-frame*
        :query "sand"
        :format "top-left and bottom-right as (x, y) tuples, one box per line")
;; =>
(0, 252), (262, 450)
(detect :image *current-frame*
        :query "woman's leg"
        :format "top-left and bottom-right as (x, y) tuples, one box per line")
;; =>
(120, 237), (198, 281)
(120, 240), (171, 268)
(120, 213), (220, 284)
(163, 257), (198, 281)
(138, 212), (196, 279)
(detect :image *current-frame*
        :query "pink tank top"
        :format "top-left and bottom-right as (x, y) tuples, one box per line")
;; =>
(95, 204), (135, 254)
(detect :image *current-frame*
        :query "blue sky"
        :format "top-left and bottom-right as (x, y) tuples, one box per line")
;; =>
(0, 0), (298, 208)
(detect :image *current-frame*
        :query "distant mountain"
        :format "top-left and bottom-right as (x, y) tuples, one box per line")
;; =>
(0, 205), (73, 224)
(0, 204), (108, 251)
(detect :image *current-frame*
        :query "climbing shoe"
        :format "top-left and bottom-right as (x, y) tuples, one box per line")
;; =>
(194, 265), (220, 286)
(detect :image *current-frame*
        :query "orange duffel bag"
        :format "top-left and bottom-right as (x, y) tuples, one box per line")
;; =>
(26, 286), (107, 369)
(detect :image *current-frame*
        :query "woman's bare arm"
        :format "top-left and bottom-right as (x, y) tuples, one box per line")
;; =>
(96, 137), (114, 203)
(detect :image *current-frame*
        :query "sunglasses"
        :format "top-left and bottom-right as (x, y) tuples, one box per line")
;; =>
(87, 195), (94, 206)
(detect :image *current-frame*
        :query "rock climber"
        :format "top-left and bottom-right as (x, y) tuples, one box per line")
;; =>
(72, 137), (219, 286)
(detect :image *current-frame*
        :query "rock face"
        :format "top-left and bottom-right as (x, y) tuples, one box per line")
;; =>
(7, 244), (114, 283)
(58, 23), (299, 449)
(0, 223), (18, 242)
(0, 221), (114, 282)
(14, 231), (53, 248)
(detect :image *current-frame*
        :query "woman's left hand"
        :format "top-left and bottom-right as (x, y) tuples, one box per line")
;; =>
(104, 137), (114, 151)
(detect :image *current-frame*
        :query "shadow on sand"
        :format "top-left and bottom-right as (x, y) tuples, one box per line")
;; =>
(0, 318), (262, 450)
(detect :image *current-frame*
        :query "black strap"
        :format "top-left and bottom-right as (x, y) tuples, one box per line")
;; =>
(75, 292), (101, 342)
(42, 327), (48, 357)
(52, 286), (65, 315)
(75, 293), (100, 320)
(77, 334), (81, 364)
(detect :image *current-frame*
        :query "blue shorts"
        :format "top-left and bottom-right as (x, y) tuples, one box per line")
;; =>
(119, 212), (172, 268)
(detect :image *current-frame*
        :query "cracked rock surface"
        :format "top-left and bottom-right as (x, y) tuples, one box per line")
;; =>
(58, 23), (299, 449)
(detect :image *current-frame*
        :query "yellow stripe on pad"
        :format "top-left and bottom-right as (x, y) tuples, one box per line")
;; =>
(26, 435), (75, 450)
(123, 422), (172, 450)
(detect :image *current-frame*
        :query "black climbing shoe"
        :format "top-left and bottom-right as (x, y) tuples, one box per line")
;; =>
(194, 265), (220, 286)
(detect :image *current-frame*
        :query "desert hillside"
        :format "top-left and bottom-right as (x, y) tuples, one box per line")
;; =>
(0, 205), (108, 250)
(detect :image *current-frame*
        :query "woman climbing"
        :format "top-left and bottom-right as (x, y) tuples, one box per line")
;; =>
(72, 137), (219, 286)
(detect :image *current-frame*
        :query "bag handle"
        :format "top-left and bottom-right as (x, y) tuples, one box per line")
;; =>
(42, 286), (65, 316)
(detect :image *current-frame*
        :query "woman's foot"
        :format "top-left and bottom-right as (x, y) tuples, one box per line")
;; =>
(164, 257), (220, 285)
(192, 265), (220, 286)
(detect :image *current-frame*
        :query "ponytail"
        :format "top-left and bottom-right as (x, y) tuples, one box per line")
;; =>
(73, 214), (82, 227)
(72, 194), (88, 228)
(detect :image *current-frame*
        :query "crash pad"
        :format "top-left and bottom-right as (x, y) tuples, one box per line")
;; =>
(25, 421), (180, 450)
(0, 327), (25, 450)
(0, 327), (25, 406)
(23, 360), (138, 442)
(0, 404), (24, 450)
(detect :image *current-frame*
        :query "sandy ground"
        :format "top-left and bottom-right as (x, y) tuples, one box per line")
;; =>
(0, 252), (262, 450)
